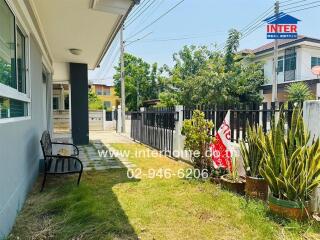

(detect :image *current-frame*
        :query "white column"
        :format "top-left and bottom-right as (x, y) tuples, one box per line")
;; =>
(303, 100), (320, 213)
(317, 83), (320, 100)
(173, 105), (184, 159)
(117, 105), (122, 133)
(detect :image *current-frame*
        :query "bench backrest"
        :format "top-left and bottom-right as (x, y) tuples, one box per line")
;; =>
(40, 130), (52, 158)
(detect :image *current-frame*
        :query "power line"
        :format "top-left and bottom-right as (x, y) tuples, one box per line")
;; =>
(125, 0), (157, 28)
(125, 32), (153, 47)
(286, 2), (320, 12)
(125, 0), (150, 23)
(280, 0), (307, 7)
(126, 32), (226, 45)
(282, 0), (320, 11)
(135, 0), (166, 27)
(126, 0), (185, 41)
(240, 6), (273, 34)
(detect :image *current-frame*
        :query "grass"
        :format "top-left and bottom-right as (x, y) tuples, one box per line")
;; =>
(8, 143), (320, 240)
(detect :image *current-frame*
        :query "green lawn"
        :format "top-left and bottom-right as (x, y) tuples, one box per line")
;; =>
(8, 143), (320, 240)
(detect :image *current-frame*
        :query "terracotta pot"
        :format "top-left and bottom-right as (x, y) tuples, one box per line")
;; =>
(245, 176), (268, 201)
(268, 195), (311, 221)
(220, 175), (246, 195)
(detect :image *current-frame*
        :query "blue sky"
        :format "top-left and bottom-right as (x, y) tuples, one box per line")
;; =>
(89, 0), (320, 85)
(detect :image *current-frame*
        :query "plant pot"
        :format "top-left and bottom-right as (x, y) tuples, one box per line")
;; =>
(268, 195), (311, 221)
(220, 175), (246, 195)
(245, 176), (268, 201)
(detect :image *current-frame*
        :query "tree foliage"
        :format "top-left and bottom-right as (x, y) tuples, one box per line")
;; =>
(285, 82), (314, 104)
(88, 90), (104, 110)
(159, 36), (264, 107)
(182, 110), (214, 171)
(113, 29), (265, 109)
(113, 53), (159, 111)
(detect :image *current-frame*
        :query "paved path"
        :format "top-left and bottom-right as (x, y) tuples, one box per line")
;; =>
(90, 130), (133, 144)
(53, 130), (136, 171)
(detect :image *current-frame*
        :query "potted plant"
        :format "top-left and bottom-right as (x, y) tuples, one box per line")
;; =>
(220, 156), (246, 195)
(210, 167), (228, 184)
(182, 110), (214, 174)
(260, 107), (320, 220)
(240, 124), (268, 201)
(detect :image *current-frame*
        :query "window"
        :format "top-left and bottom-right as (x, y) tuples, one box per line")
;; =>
(0, 0), (16, 89)
(277, 56), (284, 73)
(103, 88), (110, 96)
(53, 97), (59, 110)
(0, 0), (29, 120)
(96, 88), (102, 95)
(104, 101), (111, 109)
(284, 53), (296, 71)
(311, 57), (320, 68)
(0, 96), (28, 118)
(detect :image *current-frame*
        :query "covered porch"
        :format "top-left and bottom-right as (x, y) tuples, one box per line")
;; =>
(33, 0), (136, 144)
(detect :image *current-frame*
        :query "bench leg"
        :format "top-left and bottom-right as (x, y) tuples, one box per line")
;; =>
(41, 173), (47, 192)
(77, 171), (82, 186)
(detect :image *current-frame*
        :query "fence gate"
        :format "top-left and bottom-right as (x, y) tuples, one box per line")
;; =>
(131, 107), (175, 156)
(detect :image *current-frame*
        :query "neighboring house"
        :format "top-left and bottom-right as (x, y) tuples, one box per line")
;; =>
(246, 36), (320, 102)
(0, 0), (136, 237)
(89, 83), (120, 110)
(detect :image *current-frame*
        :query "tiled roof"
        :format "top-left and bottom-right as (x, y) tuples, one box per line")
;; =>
(243, 35), (320, 55)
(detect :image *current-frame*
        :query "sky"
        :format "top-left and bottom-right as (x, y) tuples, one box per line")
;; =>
(88, 0), (320, 85)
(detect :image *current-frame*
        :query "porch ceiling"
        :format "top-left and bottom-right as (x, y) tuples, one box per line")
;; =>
(30, 0), (133, 69)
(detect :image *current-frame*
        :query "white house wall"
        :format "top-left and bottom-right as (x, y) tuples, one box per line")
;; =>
(258, 42), (320, 85)
(298, 45), (320, 80)
(0, 36), (48, 237)
(53, 62), (70, 82)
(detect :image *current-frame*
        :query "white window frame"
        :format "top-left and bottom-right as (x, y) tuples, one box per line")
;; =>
(0, 0), (31, 123)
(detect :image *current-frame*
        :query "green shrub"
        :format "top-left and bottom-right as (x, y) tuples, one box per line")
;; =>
(260, 107), (320, 202)
(182, 110), (214, 171)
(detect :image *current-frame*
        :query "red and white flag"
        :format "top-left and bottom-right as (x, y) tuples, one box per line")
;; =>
(210, 110), (232, 170)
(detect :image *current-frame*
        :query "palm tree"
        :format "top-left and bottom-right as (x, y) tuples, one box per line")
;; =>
(285, 82), (314, 104)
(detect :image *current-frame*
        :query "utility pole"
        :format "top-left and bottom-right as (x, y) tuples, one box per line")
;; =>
(272, 0), (279, 103)
(120, 26), (126, 133)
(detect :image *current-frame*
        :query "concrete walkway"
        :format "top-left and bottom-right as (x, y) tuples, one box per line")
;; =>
(89, 130), (133, 144)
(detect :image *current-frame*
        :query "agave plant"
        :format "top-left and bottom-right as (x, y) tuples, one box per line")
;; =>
(240, 124), (265, 178)
(260, 107), (320, 202)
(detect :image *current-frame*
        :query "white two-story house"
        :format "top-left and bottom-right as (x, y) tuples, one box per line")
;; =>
(246, 36), (320, 102)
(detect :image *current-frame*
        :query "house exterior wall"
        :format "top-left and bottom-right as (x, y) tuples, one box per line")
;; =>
(0, 36), (49, 237)
(90, 84), (120, 110)
(259, 43), (320, 85)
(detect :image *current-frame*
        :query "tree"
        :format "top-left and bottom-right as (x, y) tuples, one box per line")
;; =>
(159, 45), (213, 107)
(113, 53), (159, 111)
(285, 82), (314, 104)
(159, 31), (264, 107)
(88, 90), (104, 110)
(224, 29), (241, 71)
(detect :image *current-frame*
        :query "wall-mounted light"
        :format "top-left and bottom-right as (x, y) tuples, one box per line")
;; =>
(69, 48), (82, 56)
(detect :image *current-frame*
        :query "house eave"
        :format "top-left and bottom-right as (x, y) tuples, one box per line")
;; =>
(254, 37), (320, 56)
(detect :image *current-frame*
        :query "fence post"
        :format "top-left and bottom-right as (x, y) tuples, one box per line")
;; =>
(303, 100), (320, 213)
(140, 107), (146, 143)
(117, 105), (122, 133)
(103, 109), (106, 130)
(259, 104), (263, 127)
(173, 105), (184, 159)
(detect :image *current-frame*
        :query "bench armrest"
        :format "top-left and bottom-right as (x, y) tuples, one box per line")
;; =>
(51, 142), (79, 156)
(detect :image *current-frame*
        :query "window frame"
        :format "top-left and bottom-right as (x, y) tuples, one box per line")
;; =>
(0, 0), (31, 123)
(311, 57), (320, 68)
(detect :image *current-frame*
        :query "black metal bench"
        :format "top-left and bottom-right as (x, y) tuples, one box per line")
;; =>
(40, 131), (83, 191)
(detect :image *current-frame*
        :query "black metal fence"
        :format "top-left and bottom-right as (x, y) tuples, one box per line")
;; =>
(183, 102), (294, 142)
(130, 107), (176, 156)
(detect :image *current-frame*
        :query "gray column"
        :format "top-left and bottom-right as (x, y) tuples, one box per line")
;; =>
(70, 63), (89, 145)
